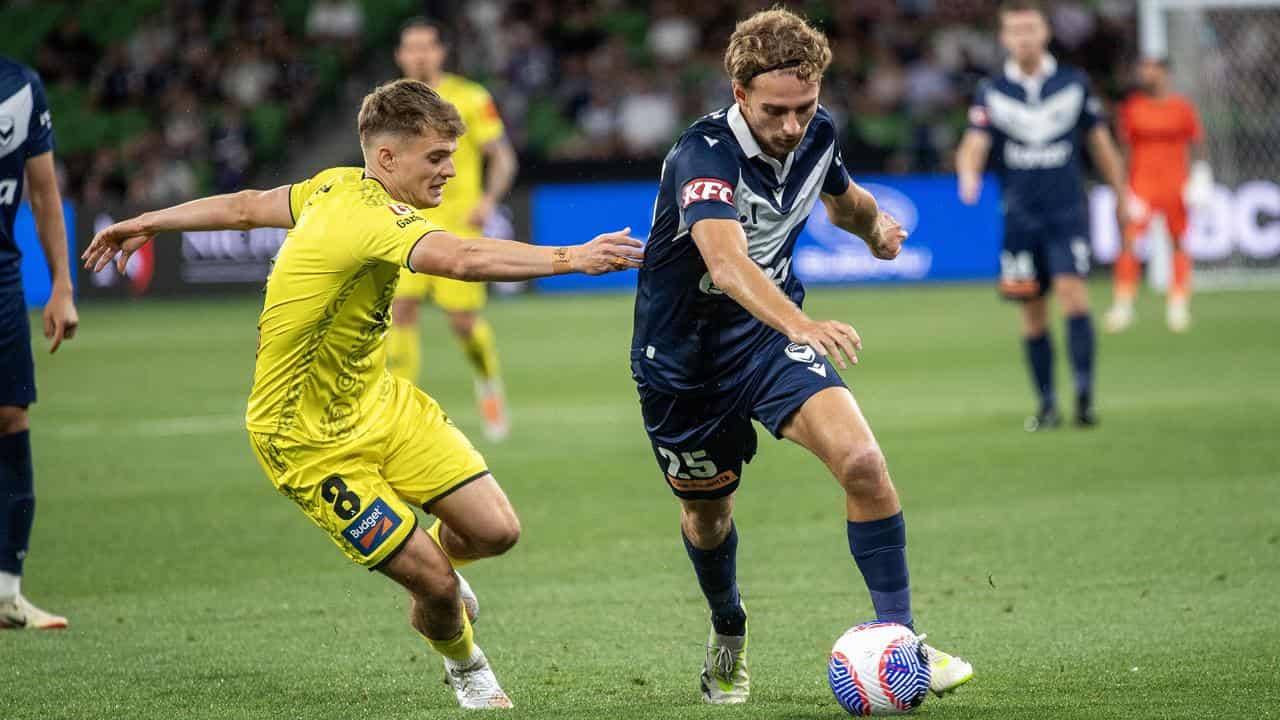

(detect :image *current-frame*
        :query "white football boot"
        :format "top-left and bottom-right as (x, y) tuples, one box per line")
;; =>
(0, 594), (68, 630)
(1167, 297), (1191, 333)
(700, 619), (749, 704)
(919, 637), (974, 697)
(1104, 302), (1135, 334)
(444, 646), (513, 709)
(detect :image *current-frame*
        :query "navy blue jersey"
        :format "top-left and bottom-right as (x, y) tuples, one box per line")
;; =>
(631, 104), (850, 395)
(968, 56), (1103, 232)
(0, 58), (54, 290)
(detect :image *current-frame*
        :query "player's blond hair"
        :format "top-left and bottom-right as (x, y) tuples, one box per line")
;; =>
(724, 7), (832, 88)
(357, 79), (466, 147)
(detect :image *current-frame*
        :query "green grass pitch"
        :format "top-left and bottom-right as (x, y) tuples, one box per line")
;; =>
(3, 282), (1278, 719)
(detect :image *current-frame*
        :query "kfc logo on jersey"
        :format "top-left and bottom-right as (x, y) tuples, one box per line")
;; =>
(387, 203), (415, 216)
(681, 178), (734, 209)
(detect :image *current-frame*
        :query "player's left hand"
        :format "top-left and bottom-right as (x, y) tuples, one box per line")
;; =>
(868, 212), (905, 260)
(573, 227), (644, 275)
(42, 282), (78, 354)
(82, 218), (154, 274)
(467, 197), (496, 229)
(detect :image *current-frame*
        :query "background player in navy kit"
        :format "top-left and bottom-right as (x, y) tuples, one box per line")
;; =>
(631, 9), (972, 704)
(0, 58), (78, 629)
(956, 0), (1129, 430)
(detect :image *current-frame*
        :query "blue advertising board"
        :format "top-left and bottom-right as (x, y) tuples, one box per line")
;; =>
(530, 176), (1002, 292)
(15, 200), (77, 306)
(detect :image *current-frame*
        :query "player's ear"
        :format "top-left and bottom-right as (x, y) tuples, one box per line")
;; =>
(377, 144), (396, 172)
(732, 82), (748, 108)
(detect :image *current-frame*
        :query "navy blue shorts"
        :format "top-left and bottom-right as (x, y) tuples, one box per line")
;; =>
(637, 333), (848, 500)
(999, 215), (1091, 300)
(0, 290), (35, 407)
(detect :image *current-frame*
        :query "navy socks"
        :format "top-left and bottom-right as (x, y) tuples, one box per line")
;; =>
(1024, 333), (1055, 411)
(1066, 314), (1095, 405)
(682, 523), (746, 636)
(0, 431), (34, 576)
(847, 513), (913, 629)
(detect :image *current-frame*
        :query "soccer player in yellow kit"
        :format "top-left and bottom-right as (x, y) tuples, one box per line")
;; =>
(83, 80), (641, 710)
(389, 17), (519, 441)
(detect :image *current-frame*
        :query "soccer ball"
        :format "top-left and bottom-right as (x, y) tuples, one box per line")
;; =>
(828, 621), (931, 715)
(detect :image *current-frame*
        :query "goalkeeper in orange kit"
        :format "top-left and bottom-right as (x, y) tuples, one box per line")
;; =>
(1105, 57), (1211, 333)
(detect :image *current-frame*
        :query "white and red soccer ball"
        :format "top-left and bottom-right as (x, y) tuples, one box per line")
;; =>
(828, 621), (931, 716)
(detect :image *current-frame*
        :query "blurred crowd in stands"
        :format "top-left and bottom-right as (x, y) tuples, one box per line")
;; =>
(19, 0), (1141, 204)
(25, 0), (374, 205)
(441, 0), (1138, 171)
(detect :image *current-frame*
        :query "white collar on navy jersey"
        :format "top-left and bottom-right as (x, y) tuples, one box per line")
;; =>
(1004, 53), (1057, 84)
(727, 103), (795, 183)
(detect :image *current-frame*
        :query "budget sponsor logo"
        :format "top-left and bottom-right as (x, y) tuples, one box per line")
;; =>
(343, 498), (403, 556)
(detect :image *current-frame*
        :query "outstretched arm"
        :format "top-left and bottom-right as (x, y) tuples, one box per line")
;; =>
(83, 186), (293, 272)
(408, 227), (643, 281)
(821, 181), (904, 260)
(692, 218), (862, 369)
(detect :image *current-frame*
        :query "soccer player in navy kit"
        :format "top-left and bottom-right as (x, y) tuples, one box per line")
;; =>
(0, 57), (78, 629)
(956, 0), (1129, 430)
(631, 9), (972, 704)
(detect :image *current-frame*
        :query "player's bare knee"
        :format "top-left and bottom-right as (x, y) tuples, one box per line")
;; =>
(0, 405), (29, 435)
(682, 501), (733, 547)
(484, 517), (521, 556)
(834, 444), (889, 499)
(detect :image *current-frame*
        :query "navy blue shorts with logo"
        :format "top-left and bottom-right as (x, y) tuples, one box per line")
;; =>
(637, 333), (847, 500)
(999, 213), (1091, 300)
(0, 290), (36, 407)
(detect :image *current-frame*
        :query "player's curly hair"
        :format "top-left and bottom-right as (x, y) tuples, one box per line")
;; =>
(724, 7), (832, 88)
(357, 79), (466, 147)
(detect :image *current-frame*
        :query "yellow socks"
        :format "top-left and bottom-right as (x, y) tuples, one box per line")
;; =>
(459, 317), (501, 381)
(428, 519), (474, 568)
(386, 324), (422, 383)
(426, 609), (475, 662)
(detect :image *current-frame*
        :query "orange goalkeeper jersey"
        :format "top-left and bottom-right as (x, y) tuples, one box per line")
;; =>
(1118, 92), (1202, 197)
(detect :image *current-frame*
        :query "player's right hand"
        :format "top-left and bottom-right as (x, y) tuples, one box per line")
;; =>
(786, 318), (862, 370)
(574, 227), (644, 275)
(868, 212), (905, 260)
(83, 217), (154, 273)
(958, 173), (982, 205)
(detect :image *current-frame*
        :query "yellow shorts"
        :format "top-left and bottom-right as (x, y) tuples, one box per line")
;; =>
(395, 268), (487, 312)
(249, 377), (488, 568)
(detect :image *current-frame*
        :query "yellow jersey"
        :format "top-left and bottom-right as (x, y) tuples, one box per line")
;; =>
(245, 166), (442, 443)
(430, 73), (505, 236)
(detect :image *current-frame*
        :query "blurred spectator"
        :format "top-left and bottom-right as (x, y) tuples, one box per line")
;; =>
(36, 16), (99, 85)
(648, 0), (700, 64)
(221, 44), (278, 107)
(617, 74), (678, 158)
(307, 0), (366, 44)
